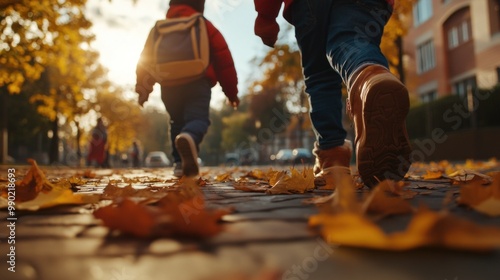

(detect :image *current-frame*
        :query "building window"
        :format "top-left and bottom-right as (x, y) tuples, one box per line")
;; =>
(420, 91), (437, 103)
(496, 0), (500, 34)
(453, 76), (477, 98)
(414, 0), (433, 26)
(461, 21), (470, 42)
(448, 20), (471, 49)
(417, 40), (436, 73)
(448, 27), (459, 49)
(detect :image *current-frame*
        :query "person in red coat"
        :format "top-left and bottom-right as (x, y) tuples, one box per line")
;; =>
(86, 118), (108, 168)
(135, 0), (239, 177)
(253, 0), (411, 188)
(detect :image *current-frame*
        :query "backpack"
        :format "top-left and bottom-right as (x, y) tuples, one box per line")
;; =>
(138, 13), (209, 87)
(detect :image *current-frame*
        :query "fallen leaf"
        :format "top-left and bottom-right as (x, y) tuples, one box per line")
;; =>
(214, 173), (232, 182)
(102, 183), (138, 198)
(68, 176), (88, 187)
(0, 160), (100, 210)
(303, 194), (335, 205)
(457, 173), (500, 216)
(243, 169), (269, 180)
(310, 209), (500, 251)
(447, 169), (492, 184)
(93, 198), (158, 237)
(377, 180), (417, 199)
(93, 178), (231, 238)
(362, 184), (414, 217)
(1, 159), (55, 202)
(233, 182), (271, 192)
(422, 170), (443, 180)
(267, 170), (287, 186)
(266, 167), (314, 195)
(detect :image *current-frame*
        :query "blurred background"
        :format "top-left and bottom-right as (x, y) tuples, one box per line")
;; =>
(1, 0), (499, 168)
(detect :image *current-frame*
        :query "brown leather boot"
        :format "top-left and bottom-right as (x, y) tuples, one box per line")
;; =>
(313, 140), (352, 188)
(347, 65), (412, 187)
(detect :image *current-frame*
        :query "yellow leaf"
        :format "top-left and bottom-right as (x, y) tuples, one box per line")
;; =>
(266, 167), (314, 195)
(457, 173), (500, 216)
(422, 170), (443, 180)
(310, 209), (500, 251)
(362, 185), (414, 217)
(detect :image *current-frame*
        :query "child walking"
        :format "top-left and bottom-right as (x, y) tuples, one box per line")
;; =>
(253, 0), (412, 187)
(135, 0), (239, 177)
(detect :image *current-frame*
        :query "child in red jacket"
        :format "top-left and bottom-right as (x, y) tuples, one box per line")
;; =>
(253, 0), (411, 188)
(136, 0), (239, 177)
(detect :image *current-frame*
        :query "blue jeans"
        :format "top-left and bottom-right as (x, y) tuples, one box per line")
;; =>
(161, 78), (211, 163)
(290, 0), (393, 150)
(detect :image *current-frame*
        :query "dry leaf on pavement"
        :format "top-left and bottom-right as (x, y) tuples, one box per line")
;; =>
(0, 159), (99, 210)
(310, 208), (500, 251)
(457, 172), (500, 216)
(447, 169), (492, 185)
(266, 167), (315, 195)
(422, 170), (443, 180)
(233, 182), (271, 193)
(362, 184), (414, 217)
(1, 159), (54, 202)
(93, 178), (231, 238)
(310, 171), (500, 251)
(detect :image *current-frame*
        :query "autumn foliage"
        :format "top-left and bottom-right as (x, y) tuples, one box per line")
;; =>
(1, 158), (500, 252)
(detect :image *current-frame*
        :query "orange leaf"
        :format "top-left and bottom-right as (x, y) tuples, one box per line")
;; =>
(233, 182), (271, 192)
(422, 170), (443, 180)
(94, 178), (231, 238)
(214, 173), (232, 182)
(310, 209), (500, 251)
(377, 180), (417, 199)
(93, 198), (157, 237)
(457, 173), (500, 216)
(244, 169), (269, 180)
(362, 185), (414, 217)
(266, 167), (314, 195)
(1, 159), (54, 202)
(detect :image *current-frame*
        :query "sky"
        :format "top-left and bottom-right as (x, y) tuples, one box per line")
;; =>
(85, 0), (285, 110)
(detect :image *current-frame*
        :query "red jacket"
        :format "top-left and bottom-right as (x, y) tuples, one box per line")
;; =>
(254, 0), (395, 47)
(136, 5), (238, 102)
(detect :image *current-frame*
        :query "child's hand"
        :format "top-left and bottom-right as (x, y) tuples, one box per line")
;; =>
(135, 84), (152, 107)
(228, 97), (240, 110)
(254, 15), (279, 47)
(137, 91), (149, 107)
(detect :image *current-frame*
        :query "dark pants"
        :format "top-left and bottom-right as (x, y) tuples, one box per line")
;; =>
(290, 0), (393, 150)
(161, 78), (211, 163)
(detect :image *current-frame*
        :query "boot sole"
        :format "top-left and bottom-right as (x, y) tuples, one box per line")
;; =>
(357, 77), (412, 187)
(175, 134), (199, 177)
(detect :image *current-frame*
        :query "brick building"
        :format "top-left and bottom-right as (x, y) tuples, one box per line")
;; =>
(404, 0), (500, 102)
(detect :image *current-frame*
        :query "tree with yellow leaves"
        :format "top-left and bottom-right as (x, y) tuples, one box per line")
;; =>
(96, 89), (144, 157)
(0, 0), (103, 163)
(382, 0), (417, 82)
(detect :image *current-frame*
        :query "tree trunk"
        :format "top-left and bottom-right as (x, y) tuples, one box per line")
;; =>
(75, 120), (82, 167)
(0, 88), (8, 164)
(396, 35), (406, 84)
(49, 116), (59, 164)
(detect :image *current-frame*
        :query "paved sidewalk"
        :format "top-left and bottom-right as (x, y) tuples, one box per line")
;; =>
(1, 165), (500, 280)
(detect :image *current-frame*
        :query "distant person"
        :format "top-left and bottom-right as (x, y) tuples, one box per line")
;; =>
(86, 118), (108, 168)
(135, 0), (239, 177)
(253, 0), (412, 187)
(131, 141), (141, 168)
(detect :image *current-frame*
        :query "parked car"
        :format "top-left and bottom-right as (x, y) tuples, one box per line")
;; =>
(270, 148), (314, 165)
(225, 150), (257, 166)
(144, 151), (171, 167)
(270, 149), (294, 165)
(292, 148), (314, 164)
